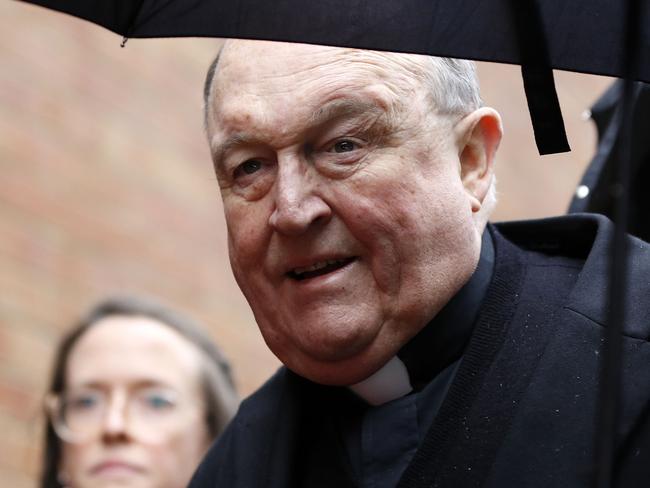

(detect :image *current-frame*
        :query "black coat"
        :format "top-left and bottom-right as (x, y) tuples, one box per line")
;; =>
(190, 214), (650, 487)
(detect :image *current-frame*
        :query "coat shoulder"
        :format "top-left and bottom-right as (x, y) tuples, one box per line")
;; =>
(494, 213), (650, 341)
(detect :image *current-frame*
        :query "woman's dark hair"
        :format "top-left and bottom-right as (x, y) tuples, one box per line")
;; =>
(40, 295), (239, 488)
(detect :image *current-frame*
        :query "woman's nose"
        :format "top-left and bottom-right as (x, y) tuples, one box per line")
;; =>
(101, 394), (130, 442)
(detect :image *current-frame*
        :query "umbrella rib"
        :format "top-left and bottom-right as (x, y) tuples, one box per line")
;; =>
(594, 0), (642, 486)
(120, 0), (149, 45)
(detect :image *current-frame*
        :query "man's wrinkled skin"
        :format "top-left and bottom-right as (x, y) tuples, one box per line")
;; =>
(205, 41), (502, 386)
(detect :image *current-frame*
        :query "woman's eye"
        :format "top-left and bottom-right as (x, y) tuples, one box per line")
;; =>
(332, 140), (357, 153)
(234, 159), (262, 178)
(67, 393), (101, 411)
(143, 393), (175, 410)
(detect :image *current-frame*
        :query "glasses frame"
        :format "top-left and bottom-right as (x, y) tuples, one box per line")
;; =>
(44, 388), (205, 444)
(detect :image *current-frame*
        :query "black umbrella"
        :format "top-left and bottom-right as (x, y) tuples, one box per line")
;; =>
(14, 1), (650, 81)
(13, 0), (649, 486)
(16, 0), (650, 156)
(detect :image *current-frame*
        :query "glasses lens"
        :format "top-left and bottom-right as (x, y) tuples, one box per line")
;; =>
(48, 389), (106, 443)
(128, 387), (191, 442)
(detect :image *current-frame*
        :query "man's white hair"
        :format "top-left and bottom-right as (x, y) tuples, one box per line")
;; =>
(423, 57), (483, 116)
(422, 56), (496, 223)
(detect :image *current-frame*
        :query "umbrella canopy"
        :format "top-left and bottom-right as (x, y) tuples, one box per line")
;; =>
(16, 0), (650, 82)
(15, 0), (650, 156)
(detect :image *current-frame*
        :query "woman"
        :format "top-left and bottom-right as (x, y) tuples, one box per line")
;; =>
(41, 296), (239, 488)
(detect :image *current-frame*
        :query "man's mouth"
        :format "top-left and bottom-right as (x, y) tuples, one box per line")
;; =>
(287, 257), (356, 281)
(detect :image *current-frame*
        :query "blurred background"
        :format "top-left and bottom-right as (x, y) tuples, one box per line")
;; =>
(0, 1), (613, 486)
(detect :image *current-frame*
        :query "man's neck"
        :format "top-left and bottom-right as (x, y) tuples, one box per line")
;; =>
(349, 230), (495, 405)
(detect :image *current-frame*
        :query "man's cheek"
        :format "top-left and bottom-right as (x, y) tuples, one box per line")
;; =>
(227, 216), (261, 255)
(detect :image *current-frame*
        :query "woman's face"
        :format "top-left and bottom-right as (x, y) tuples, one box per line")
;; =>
(58, 315), (212, 488)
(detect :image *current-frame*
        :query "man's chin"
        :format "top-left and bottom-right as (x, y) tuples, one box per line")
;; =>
(295, 359), (394, 386)
(258, 311), (398, 384)
(299, 333), (372, 362)
(279, 340), (399, 387)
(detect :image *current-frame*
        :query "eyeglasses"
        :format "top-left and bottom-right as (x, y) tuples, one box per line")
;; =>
(45, 386), (203, 444)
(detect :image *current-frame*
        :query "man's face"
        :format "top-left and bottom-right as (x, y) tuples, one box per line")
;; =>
(207, 41), (490, 385)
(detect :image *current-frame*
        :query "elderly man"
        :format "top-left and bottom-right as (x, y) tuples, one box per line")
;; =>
(191, 40), (650, 487)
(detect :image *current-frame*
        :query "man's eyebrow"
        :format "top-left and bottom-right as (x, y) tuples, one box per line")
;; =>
(211, 133), (261, 169)
(308, 98), (385, 127)
(211, 98), (387, 167)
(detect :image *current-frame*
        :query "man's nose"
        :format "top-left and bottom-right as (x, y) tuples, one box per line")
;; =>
(268, 157), (331, 235)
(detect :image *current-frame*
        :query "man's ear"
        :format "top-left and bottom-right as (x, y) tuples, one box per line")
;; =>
(455, 107), (502, 213)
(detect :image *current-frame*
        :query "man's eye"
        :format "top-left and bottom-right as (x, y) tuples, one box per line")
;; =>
(332, 140), (357, 153)
(235, 159), (262, 177)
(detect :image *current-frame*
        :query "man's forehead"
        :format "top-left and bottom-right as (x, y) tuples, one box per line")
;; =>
(213, 40), (430, 96)
(220, 39), (337, 64)
(207, 41), (433, 136)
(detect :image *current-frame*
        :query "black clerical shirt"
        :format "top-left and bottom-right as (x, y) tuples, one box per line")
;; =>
(338, 231), (495, 488)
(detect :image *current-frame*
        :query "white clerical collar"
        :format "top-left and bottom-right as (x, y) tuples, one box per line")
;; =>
(348, 356), (413, 406)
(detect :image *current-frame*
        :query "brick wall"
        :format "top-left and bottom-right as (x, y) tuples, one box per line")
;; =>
(0, 4), (282, 486)
(0, 2), (611, 486)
